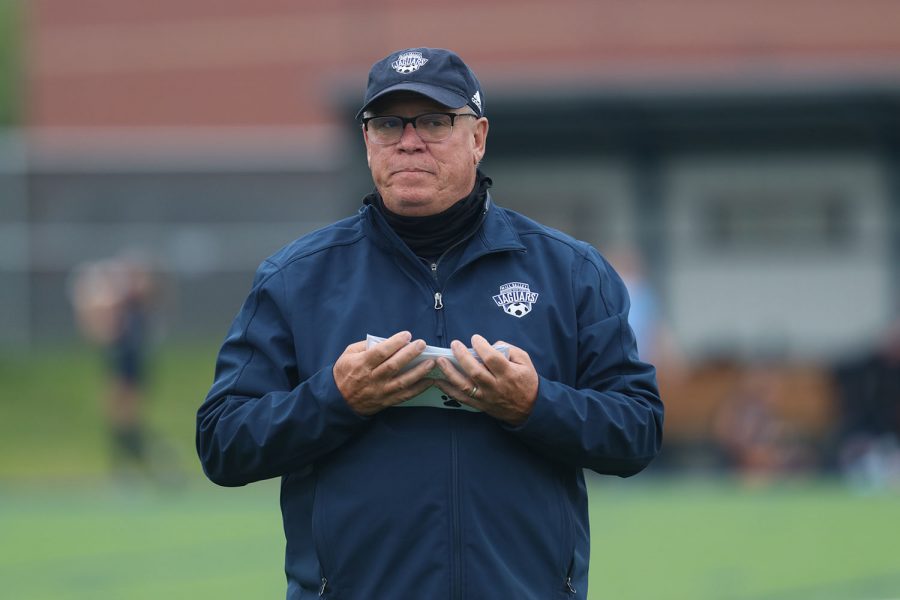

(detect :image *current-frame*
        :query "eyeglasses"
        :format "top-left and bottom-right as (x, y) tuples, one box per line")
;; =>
(362, 112), (478, 145)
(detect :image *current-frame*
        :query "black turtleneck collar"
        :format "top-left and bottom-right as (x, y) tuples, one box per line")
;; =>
(363, 170), (492, 258)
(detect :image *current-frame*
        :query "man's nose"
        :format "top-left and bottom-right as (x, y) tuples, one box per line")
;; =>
(397, 122), (426, 149)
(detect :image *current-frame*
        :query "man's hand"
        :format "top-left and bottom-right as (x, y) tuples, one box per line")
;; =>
(434, 334), (538, 426)
(333, 331), (436, 417)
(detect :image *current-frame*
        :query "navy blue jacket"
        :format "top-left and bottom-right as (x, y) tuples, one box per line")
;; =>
(197, 199), (663, 599)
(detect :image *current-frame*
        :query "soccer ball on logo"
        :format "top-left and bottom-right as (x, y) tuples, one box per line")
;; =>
(503, 302), (532, 318)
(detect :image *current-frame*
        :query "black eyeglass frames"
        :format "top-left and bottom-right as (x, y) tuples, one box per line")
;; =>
(361, 112), (478, 144)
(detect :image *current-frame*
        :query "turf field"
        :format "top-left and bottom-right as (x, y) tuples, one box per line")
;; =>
(2, 478), (899, 599)
(1, 345), (899, 599)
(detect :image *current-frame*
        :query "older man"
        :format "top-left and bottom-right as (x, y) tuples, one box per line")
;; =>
(197, 47), (663, 600)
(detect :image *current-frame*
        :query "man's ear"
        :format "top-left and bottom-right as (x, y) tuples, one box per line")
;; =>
(472, 118), (489, 165)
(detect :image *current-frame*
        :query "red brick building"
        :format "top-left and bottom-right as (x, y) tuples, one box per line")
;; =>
(27, 0), (900, 129)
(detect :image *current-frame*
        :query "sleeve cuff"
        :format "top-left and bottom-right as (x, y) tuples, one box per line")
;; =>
(308, 363), (371, 425)
(501, 375), (551, 434)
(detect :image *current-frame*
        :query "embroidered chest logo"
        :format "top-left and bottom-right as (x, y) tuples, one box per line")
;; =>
(391, 51), (428, 74)
(493, 282), (539, 318)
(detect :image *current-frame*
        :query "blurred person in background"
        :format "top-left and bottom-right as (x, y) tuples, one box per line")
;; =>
(197, 47), (663, 599)
(611, 248), (686, 378)
(70, 253), (174, 481)
(610, 249), (663, 364)
(830, 316), (900, 490)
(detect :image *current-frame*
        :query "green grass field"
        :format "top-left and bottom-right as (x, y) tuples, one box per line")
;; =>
(2, 345), (899, 599)
(0, 0), (22, 125)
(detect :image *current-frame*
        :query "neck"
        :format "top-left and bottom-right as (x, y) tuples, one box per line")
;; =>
(365, 171), (492, 258)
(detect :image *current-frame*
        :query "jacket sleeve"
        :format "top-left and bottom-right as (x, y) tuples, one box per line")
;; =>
(196, 260), (368, 487)
(505, 250), (664, 477)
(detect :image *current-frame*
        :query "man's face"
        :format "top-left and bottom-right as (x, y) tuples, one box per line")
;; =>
(363, 93), (488, 217)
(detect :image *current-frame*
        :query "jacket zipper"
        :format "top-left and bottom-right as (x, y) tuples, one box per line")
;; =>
(432, 263), (443, 310)
(450, 424), (462, 600)
(319, 577), (327, 596)
(433, 252), (459, 597)
(430, 261), (445, 342)
(426, 203), (488, 314)
(564, 555), (577, 595)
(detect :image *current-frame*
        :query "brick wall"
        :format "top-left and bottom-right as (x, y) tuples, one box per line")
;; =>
(26, 0), (900, 128)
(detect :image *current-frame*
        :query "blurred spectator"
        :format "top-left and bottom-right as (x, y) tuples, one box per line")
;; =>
(611, 248), (686, 379)
(69, 254), (173, 480)
(830, 318), (900, 490)
(712, 363), (813, 484)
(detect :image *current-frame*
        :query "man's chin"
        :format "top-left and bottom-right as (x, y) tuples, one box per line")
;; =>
(393, 198), (438, 216)
(382, 190), (442, 216)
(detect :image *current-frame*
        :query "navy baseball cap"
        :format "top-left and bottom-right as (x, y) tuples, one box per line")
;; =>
(356, 48), (484, 121)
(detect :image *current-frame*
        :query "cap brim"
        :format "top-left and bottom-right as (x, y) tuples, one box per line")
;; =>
(356, 82), (469, 120)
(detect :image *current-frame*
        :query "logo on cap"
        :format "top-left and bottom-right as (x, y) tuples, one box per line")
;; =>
(391, 51), (428, 74)
(471, 91), (482, 113)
